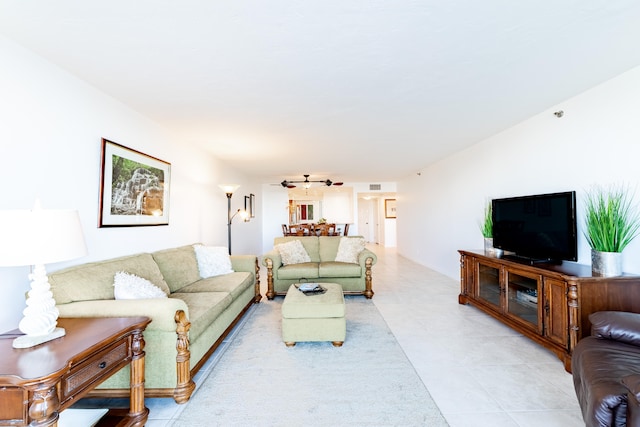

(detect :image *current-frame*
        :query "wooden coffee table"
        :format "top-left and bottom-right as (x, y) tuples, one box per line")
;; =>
(0, 316), (151, 427)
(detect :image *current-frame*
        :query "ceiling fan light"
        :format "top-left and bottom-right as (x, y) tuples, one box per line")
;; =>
(278, 174), (341, 189)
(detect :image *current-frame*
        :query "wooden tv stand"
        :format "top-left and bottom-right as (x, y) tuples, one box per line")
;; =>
(458, 249), (640, 371)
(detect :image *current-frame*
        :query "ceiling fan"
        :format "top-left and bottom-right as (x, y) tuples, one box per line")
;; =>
(280, 174), (343, 189)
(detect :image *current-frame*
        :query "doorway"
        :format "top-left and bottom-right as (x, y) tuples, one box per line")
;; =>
(357, 197), (379, 243)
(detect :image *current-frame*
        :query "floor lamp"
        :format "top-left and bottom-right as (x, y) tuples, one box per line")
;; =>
(219, 185), (249, 255)
(0, 203), (87, 348)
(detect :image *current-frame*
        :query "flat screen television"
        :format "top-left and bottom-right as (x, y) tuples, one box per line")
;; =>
(492, 191), (578, 263)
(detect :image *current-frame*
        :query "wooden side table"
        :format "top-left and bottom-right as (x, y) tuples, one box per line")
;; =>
(0, 316), (151, 427)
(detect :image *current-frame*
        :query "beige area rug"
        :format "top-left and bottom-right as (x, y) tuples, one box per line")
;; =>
(172, 296), (448, 427)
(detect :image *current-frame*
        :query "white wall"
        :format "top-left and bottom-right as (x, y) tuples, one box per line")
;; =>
(397, 65), (640, 280)
(260, 184), (290, 254)
(260, 182), (398, 252)
(0, 36), (261, 332)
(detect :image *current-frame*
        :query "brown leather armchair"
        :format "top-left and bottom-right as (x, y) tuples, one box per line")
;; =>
(572, 311), (640, 427)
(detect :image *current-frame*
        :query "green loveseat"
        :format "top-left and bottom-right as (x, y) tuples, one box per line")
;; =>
(48, 244), (261, 403)
(262, 236), (377, 299)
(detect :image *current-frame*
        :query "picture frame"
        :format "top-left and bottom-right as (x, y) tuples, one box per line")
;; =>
(99, 138), (171, 227)
(385, 199), (397, 219)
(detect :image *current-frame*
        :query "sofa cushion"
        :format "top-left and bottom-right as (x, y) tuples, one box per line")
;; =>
(277, 263), (319, 280)
(319, 261), (362, 278)
(282, 283), (345, 319)
(175, 272), (253, 300)
(193, 245), (234, 278)
(49, 253), (171, 304)
(171, 291), (233, 342)
(335, 237), (366, 263)
(318, 236), (342, 262)
(274, 236), (320, 262)
(113, 271), (168, 299)
(152, 245), (201, 293)
(276, 240), (311, 265)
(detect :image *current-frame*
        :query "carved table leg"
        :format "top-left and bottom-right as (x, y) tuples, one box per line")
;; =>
(128, 329), (149, 426)
(28, 383), (59, 427)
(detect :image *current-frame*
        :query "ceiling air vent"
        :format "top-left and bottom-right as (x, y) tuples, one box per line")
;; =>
(369, 184), (381, 191)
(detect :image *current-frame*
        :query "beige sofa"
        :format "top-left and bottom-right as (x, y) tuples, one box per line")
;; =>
(48, 244), (261, 403)
(262, 236), (377, 299)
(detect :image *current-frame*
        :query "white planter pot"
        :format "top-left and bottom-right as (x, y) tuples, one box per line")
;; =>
(591, 250), (623, 277)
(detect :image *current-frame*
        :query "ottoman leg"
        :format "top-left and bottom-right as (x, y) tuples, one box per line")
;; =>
(332, 341), (344, 347)
(285, 342), (296, 347)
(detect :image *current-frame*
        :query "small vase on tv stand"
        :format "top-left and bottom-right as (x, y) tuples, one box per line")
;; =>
(591, 249), (622, 277)
(484, 237), (504, 258)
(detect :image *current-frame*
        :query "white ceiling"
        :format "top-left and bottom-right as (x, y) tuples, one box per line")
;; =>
(2, 1), (640, 184)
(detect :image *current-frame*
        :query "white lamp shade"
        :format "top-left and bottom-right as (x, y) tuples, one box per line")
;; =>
(0, 209), (87, 267)
(218, 184), (240, 194)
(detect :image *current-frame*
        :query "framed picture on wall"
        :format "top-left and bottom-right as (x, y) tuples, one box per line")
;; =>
(295, 201), (320, 223)
(99, 138), (171, 227)
(385, 199), (397, 219)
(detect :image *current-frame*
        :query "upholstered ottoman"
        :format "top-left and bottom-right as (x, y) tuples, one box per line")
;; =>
(282, 283), (346, 347)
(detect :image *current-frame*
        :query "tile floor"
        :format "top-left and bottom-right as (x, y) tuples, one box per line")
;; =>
(78, 245), (584, 426)
(369, 246), (583, 427)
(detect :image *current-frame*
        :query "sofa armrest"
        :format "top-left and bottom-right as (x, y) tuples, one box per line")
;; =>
(56, 298), (189, 332)
(262, 249), (282, 268)
(359, 249), (376, 299)
(231, 255), (262, 303)
(262, 249), (282, 300)
(358, 249), (377, 266)
(589, 311), (640, 346)
(231, 254), (258, 273)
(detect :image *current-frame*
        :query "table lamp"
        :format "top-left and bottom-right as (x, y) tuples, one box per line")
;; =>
(0, 202), (87, 348)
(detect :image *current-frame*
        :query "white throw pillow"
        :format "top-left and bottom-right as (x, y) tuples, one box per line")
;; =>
(113, 271), (168, 300)
(276, 240), (311, 265)
(335, 237), (366, 264)
(194, 245), (234, 278)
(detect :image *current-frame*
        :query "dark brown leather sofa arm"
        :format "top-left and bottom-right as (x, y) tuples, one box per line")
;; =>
(590, 311), (640, 346)
(572, 311), (640, 427)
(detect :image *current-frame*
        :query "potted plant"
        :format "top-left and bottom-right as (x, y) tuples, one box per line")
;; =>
(480, 200), (502, 257)
(584, 185), (640, 276)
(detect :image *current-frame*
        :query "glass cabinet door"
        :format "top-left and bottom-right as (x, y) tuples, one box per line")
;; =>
(476, 262), (501, 310)
(505, 270), (541, 330)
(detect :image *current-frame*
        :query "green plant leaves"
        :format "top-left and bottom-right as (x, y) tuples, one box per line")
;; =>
(584, 185), (640, 252)
(480, 200), (493, 238)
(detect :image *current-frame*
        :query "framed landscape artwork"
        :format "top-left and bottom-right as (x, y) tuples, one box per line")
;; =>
(385, 199), (397, 219)
(99, 138), (171, 227)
